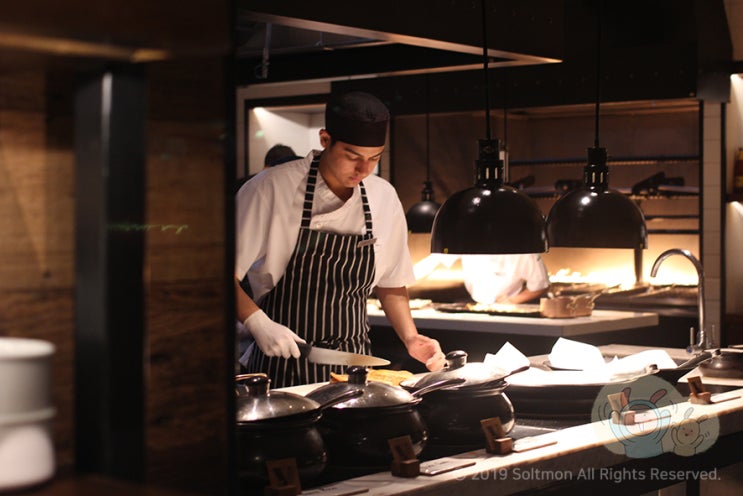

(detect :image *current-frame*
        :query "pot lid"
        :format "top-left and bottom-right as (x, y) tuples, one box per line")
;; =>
(401, 350), (508, 390)
(306, 366), (417, 408)
(235, 373), (321, 422)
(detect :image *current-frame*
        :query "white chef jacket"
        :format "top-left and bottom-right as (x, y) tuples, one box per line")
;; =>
(236, 151), (415, 303)
(461, 254), (549, 304)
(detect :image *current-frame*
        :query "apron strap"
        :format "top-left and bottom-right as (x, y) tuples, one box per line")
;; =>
(301, 155), (375, 238)
(300, 157), (320, 228)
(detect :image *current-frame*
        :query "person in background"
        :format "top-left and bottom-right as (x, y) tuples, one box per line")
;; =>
(234, 144), (302, 194)
(412, 253), (549, 305)
(263, 144), (301, 167)
(461, 253), (549, 304)
(235, 90), (446, 387)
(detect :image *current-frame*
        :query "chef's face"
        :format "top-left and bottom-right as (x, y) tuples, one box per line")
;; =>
(319, 129), (384, 195)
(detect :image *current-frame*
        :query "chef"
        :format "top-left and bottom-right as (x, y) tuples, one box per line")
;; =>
(412, 253), (549, 305)
(461, 254), (550, 304)
(235, 91), (446, 387)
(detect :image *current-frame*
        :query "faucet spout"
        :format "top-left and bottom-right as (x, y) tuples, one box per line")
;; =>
(650, 248), (707, 352)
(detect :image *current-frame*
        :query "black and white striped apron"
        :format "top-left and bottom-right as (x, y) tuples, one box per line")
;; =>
(244, 157), (376, 388)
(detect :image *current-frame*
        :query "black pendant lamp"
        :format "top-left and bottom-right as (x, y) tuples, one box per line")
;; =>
(546, 0), (647, 249)
(430, 0), (546, 254)
(406, 77), (441, 233)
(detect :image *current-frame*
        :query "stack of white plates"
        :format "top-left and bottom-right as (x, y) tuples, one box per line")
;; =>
(0, 337), (56, 492)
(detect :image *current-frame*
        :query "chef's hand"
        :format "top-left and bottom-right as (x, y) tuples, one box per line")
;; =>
(405, 334), (447, 371)
(243, 310), (306, 359)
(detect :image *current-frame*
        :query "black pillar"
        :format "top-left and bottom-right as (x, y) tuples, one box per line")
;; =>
(74, 66), (147, 480)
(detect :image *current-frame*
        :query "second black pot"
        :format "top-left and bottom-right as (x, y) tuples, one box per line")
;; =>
(306, 366), (462, 470)
(401, 350), (522, 451)
(416, 383), (515, 450)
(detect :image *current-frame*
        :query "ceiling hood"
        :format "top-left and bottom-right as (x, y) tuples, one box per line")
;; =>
(236, 0), (564, 85)
(237, 0), (735, 114)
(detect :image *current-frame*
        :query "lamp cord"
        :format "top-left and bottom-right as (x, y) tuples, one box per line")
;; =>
(594, 0), (603, 148)
(481, 0), (491, 140)
(425, 74), (431, 182)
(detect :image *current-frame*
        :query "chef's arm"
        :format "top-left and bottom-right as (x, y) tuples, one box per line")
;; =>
(235, 278), (260, 325)
(375, 286), (446, 371)
(235, 277), (305, 359)
(505, 286), (549, 304)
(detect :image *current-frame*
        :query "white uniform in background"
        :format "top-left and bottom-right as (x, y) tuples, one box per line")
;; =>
(461, 254), (549, 304)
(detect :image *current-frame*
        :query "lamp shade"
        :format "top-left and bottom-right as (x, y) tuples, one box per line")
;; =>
(546, 189), (647, 248)
(406, 199), (441, 233)
(546, 147), (647, 249)
(431, 139), (547, 254)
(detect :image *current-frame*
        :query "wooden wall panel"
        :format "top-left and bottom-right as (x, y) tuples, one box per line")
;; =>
(145, 121), (225, 283)
(0, 289), (76, 471)
(0, 71), (77, 472)
(143, 58), (230, 493)
(145, 280), (228, 490)
(0, 58), (232, 493)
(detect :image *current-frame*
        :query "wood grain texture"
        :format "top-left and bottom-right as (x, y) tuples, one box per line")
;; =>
(143, 56), (230, 493)
(0, 71), (77, 471)
(145, 280), (229, 492)
(1, 56), (232, 494)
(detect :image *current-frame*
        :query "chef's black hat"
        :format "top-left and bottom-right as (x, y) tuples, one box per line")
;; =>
(325, 91), (390, 147)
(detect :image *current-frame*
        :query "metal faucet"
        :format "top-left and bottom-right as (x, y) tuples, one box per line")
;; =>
(650, 248), (706, 353)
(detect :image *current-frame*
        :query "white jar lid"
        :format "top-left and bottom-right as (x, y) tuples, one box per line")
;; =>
(0, 338), (55, 360)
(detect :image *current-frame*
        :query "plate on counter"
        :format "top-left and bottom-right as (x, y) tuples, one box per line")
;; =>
(433, 302), (542, 318)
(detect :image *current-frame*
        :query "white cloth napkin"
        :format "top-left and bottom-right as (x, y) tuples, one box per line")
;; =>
(547, 337), (606, 370)
(484, 341), (531, 373)
(547, 338), (677, 382)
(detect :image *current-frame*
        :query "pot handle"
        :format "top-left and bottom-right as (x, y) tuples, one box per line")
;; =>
(478, 365), (531, 389)
(410, 377), (466, 397)
(676, 350), (713, 369)
(316, 388), (364, 411)
(234, 373), (269, 396)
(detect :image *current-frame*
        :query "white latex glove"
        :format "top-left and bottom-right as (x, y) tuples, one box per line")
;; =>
(243, 310), (305, 359)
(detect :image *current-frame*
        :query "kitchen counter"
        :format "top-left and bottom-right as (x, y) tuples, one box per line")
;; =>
(368, 306), (667, 366)
(368, 306), (659, 338)
(284, 380), (743, 496)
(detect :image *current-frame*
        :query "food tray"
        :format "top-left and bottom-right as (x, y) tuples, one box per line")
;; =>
(433, 302), (543, 318)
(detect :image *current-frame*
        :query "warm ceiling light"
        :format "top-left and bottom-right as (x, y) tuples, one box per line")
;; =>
(430, 0), (547, 255)
(431, 138), (547, 254)
(546, 147), (647, 248)
(546, 0), (646, 249)
(0, 31), (169, 62)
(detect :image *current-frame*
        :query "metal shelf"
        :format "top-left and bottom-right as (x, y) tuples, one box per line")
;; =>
(523, 192), (699, 200)
(510, 155), (699, 168)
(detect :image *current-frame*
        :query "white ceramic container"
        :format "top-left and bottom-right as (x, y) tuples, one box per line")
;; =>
(0, 409), (56, 491)
(0, 338), (55, 415)
(0, 337), (56, 491)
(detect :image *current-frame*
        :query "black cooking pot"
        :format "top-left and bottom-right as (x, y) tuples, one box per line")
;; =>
(305, 366), (463, 470)
(401, 350), (526, 451)
(699, 349), (743, 379)
(235, 373), (361, 488)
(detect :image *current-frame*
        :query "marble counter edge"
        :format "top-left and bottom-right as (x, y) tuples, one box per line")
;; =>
(367, 307), (659, 337)
(303, 387), (743, 496)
